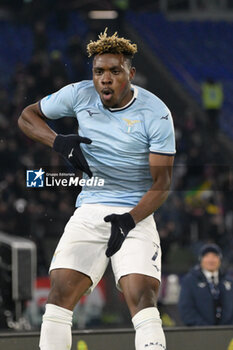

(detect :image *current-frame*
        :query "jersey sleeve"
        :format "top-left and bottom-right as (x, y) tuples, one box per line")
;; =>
(146, 107), (176, 155)
(39, 84), (76, 119)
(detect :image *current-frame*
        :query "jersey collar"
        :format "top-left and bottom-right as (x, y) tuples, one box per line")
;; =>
(107, 85), (138, 112)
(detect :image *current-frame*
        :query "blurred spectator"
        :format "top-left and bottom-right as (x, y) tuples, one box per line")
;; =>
(201, 78), (224, 133)
(179, 244), (233, 326)
(67, 35), (89, 81)
(113, 0), (130, 28)
(33, 20), (48, 53)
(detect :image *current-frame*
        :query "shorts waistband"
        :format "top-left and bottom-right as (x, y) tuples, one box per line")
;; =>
(79, 203), (134, 210)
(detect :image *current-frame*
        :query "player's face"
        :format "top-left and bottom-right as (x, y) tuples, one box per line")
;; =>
(92, 53), (135, 108)
(200, 253), (221, 272)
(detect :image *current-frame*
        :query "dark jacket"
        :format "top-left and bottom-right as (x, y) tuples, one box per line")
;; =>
(178, 265), (233, 326)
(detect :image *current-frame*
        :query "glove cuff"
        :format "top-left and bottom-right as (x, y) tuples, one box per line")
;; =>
(53, 134), (65, 153)
(121, 213), (136, 231)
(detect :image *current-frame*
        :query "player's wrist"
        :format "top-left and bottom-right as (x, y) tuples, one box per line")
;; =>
(121, 212), (136, 231)
(53, 134), (75, 154)
(53, 134), (62, 153)
(53, 134), (65, 153)
(128, 210), (140, 225)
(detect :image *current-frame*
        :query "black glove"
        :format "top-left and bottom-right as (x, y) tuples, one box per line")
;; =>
(104, 213), (135, 257)
(53, 134), (92, 178)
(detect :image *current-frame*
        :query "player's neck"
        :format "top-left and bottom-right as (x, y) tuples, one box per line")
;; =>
(120, 89), (134, 108)
(109, 87), (137, 111)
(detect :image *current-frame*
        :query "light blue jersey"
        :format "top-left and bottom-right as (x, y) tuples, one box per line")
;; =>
(40, 80), (176, 207)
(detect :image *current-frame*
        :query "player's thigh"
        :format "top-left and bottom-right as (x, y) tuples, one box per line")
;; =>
(48, 268), (92, 310)
(111, 214), (161, 292)
(49, 205), (110, 295)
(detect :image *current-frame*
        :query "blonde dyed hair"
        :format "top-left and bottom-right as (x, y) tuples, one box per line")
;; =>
(87, 28), (137, 58)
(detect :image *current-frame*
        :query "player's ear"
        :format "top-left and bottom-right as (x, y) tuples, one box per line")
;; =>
(129, 67), (136, 81)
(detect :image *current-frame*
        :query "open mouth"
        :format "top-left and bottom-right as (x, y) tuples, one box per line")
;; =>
(101, 88), (114, 101)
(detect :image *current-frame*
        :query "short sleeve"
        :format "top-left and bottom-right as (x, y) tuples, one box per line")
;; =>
(146, 108), (176, 156)
(39, 84), (76, 119)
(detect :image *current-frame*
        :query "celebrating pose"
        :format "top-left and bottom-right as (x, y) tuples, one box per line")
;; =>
(18, 29), (176, 350)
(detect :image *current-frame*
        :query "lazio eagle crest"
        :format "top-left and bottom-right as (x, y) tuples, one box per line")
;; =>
(122, 118), (140, 133)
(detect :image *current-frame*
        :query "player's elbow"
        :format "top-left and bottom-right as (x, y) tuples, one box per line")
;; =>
(151, 164), (173, 193)
(18, 103), (38, 132)
(18, 108), (28, 132)
(156, 174), (172, 192)
(18, 112), (25, 131)
(164, 174), (172, 190)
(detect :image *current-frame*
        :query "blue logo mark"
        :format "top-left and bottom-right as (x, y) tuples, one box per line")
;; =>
(26, 168), (45, 188)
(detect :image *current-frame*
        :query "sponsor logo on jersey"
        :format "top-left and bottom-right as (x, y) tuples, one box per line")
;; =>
(86, 110), (99, 116)
(160, 114), (169, 120)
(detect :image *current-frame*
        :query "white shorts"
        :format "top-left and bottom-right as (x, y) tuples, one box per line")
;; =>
(49, 204), (161, 293)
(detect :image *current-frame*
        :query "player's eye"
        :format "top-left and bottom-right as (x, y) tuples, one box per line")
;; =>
(95, 69), (103, 75)
(112, 70), (120, 74)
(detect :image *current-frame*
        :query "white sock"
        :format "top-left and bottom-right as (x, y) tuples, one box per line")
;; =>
(39, 304), (73, 350)
(132, 307), (166, 350)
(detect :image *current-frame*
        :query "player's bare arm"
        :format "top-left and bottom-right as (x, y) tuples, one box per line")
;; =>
(129, 153), (174, 224)
(18, 102), (93, 176)
(18, 102), (57, 147)
(104, 153), (174, 257)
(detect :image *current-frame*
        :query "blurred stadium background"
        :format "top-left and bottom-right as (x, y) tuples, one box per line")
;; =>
(0, 0), (232, 336)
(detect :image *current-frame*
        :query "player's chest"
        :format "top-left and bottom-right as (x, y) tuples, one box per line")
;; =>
(75, 105), (147, 143)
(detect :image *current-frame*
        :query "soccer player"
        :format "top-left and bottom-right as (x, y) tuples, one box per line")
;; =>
(18, 30), (175, 350)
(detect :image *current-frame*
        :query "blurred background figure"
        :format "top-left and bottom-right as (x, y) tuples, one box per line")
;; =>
(201, 78), (224, 133)
(179, 243), (233, 326)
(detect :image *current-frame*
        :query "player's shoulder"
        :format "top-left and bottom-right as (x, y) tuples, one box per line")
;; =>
(71, 80), (97, 106)
(71, 80), (94, 91)
(52, 80), (95, 97)
(135, 85), (170, 117)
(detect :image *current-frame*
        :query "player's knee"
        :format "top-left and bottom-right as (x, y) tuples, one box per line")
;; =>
(47, 270), (92, 309)
(47, 285), (68, 307)
(121, 276), (160, 315)
(127, 286), (158, 315)
(47, 278), (77, 308)
(137, 288), (157, 309)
